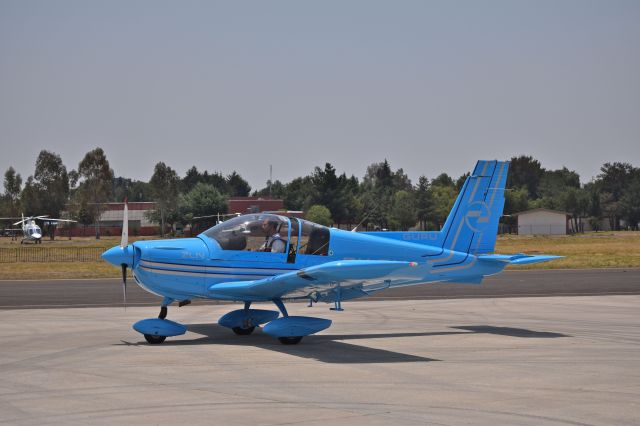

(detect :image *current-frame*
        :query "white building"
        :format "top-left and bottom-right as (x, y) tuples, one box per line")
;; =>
(514, 208), (570, 235)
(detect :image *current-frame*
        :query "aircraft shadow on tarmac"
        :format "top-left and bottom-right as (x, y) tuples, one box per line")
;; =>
(117, 324), (569, 364)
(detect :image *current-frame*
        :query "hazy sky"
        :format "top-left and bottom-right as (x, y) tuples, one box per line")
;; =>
(1, 0), (639, 191)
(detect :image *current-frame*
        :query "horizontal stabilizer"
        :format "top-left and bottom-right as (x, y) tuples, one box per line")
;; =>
(208, 259), (418, 300)
(478, 254), (563, 265)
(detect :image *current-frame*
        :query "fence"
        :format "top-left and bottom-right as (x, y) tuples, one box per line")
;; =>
(0, 247), (104, 263)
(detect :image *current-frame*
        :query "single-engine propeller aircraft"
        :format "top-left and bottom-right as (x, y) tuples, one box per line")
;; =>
(103, 160), (561, 345)
(1, 214), (77, 244)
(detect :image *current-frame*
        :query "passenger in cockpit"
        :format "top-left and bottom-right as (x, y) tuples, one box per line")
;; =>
(260, 219), (286, 253)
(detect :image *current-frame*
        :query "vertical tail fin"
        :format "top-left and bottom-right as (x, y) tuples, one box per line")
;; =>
(439, 160), (508, 255)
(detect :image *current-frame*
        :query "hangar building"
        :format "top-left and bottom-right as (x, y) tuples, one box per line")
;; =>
(514, 208), (570, 235)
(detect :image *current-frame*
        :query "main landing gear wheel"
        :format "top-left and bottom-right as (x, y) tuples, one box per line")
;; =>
(232, 326), (255, 335)
(144, 334), (166, 344)
(278, 336), (303, 345)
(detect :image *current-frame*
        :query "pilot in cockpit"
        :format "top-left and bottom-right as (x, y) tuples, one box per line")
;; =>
(260, 219), (286, 253)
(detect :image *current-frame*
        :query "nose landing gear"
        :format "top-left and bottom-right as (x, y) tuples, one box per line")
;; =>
(133, 298), (187, 344)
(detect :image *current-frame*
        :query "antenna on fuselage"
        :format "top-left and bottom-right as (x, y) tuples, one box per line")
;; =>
(351, 212), (371, 232)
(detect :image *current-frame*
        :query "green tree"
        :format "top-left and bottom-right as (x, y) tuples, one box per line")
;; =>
(415, 176), (433, 230)
(455, 173), (470, 190)
(431, 173), (454, 188)
(113, 177), (151, 202)
(76, 148), (114, 239)
(3, 167), (22, 216)
(583, 181), (603, 231)
(507, 155), (545, 198)
(597, 162), (635, 230)
(561, 187), (589, 233)
(504, 187), (530, 216)
(226, 171), (251, 197)
(430, 184), (457, 230)
(358, 160), (412, 230)
(21, 176), (44, 215)
(181, 166), (202, 193)
(502, 187), (530, 232)
(306, 204), (332, 227)
(620, 174), (640, 230)
(538, 167), (580, 210)
(149, 162), (180, 237)
(311, 163), (356, 226)
(178, 182), (227, 219)
(282, 177), (315, 211)
(390, 190), (417, 230)
(33, 150), (70, 220)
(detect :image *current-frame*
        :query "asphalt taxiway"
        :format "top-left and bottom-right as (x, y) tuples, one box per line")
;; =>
(1, 268), (639, 309)
(1, 295), (639, 425)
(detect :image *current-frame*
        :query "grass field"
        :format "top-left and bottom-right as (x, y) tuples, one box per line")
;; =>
(0, 232), (638, 280)
(496, 232), (640, 270)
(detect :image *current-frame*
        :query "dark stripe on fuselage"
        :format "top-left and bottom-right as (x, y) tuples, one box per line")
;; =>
(140, 259), (297, 272)
(138, 259), (294, 278)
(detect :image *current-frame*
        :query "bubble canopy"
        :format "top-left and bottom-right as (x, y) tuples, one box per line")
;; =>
(201, 214), (331, 256)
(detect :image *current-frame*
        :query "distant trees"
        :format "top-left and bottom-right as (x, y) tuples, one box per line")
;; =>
(113, 177), (151, 203)
(3, 148), (640, 236)
(306, 205), (332, 227)
(596, 162), (640, 230)
(178, 182), (227, 220)
(149, 162), (180, 237)
(180, 166), (251, 196)
(74, 148), (114, 239)
(508, 155), (545, 198)
(414, 176), (432, 230)
(390, 190), (417, 231)
(2, 167), (22, 216)
(33, 150), (70, 218)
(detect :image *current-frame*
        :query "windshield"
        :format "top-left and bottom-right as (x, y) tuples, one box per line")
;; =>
(202, 214), (290, 252)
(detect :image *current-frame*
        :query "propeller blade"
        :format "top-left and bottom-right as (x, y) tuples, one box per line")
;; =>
(121, 264), (128, 309)
(120, 199), (128, 248)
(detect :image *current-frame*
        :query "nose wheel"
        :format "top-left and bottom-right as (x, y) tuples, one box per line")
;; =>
(144, 334), (166, 344)
(133, 299), (187, 344)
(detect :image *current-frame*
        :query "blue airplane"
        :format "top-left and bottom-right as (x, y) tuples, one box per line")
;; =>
(102, 160), (560, 345)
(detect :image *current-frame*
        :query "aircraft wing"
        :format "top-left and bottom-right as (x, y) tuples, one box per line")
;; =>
(208, 260), (417, 301)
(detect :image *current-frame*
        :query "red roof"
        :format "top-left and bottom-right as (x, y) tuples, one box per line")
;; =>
(228, 197), (284, 214)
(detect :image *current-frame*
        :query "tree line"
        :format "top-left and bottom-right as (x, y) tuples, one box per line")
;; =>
(2, 149), (639, 237)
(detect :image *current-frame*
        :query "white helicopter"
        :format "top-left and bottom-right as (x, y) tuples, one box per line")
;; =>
(2, 214), (77, 244)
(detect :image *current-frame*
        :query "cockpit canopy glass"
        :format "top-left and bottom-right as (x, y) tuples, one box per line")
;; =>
(202, 214), (290, 252)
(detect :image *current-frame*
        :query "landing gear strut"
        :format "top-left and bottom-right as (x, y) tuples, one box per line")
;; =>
(133, 298), (187, 344)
